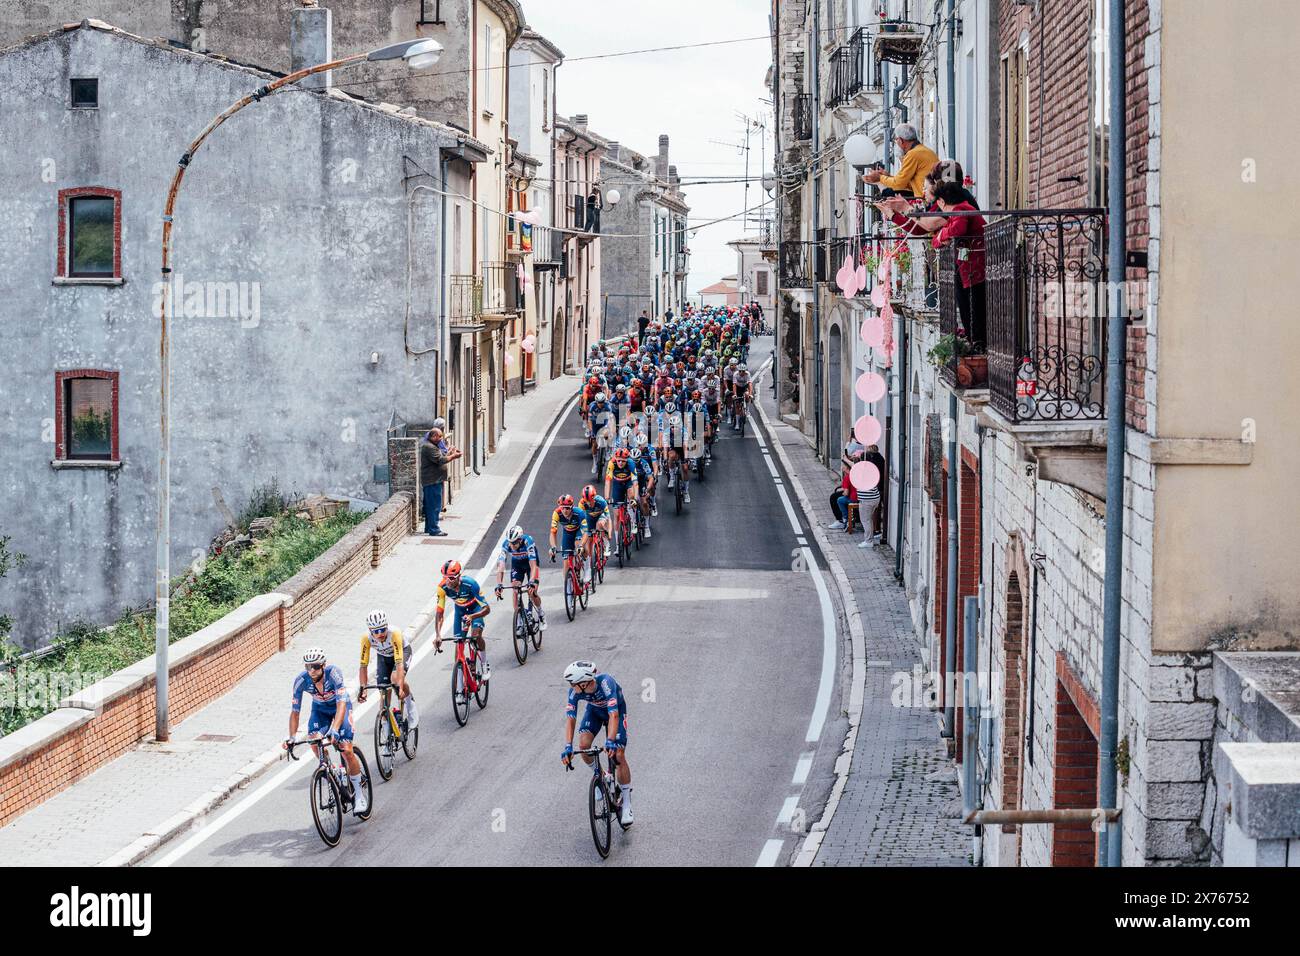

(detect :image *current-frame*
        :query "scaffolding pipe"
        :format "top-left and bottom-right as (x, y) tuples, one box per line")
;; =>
(965, 808), (1121, 826)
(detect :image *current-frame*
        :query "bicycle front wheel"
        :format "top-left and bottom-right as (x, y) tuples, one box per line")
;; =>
(402, 716), (419, 761)
(474, 659), (490, 710)
(513, 604), (529, 665)
(311, 767), (344, 848)
(565, 571), (577, 620)
(452, 662), (470, 727)
(615, 527), (625, 568)
(589, 772), (613, 859)
(374, 709), (395, 781)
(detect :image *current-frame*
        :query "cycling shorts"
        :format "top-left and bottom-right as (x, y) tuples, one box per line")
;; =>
(608, 479), (634, 505)
(579, 707), (629, 747)
(308, 703), (355, 743)
(509, 564), (539, 585)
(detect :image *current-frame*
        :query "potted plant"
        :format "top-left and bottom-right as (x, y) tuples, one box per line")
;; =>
(925, 330), (987, 386)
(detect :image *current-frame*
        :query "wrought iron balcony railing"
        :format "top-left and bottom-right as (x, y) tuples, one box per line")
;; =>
(984, 209), (1108, 423)
(674, 251), (689, 275)
(779, 240), (814, 288)
(481, 261), (522, 315)
(826, 29), (879, 108)
(448, 275), (483, 323)
(791, 92), (813, 142)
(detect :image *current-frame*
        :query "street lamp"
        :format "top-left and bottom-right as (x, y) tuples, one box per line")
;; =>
(151, 38), (441, 741)
(843, 133), (878, 233)
(605, 188), (621, 206)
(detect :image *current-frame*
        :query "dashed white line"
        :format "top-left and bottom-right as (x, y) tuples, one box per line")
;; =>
(792, 752), (815, 785)
(776, 796), (800, 825)
(756, 838), (784, 867)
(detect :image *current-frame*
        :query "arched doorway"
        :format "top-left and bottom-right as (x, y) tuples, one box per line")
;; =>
(1001, 567), (1028, 865)
(552, 307), (565, 379)
(827, 324), (843, 459)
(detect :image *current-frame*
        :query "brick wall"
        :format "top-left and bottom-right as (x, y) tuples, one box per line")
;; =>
(0, 493), (414, 830)
(1052, 658), (1101, 866)
(998, 0), (1151, 432)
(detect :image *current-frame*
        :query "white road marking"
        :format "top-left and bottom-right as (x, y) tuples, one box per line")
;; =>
(793, 752), (814, 785)
(478, 393), (582, 579)
(756, 838), (784, 867)
(801, 545), (836, 744)
(776, 796), (800, 825)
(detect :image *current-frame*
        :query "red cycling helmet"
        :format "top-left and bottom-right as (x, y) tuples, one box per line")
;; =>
(614, 447), (631, 461)
(581, 485), (598, 503)
(441, 559), (462, 578)
(557, 494), (575, 507)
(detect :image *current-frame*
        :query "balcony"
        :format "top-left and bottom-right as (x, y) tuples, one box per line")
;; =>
(873, 23), (925, 66)
(779, 240), (815, 289)
(983, 210), (1108, 424)
(532, 225), (561, 268)
(448, 274), (483, 331)
(674, 251), (689, 276)
(826, 29), (880, 109)
(481, 261), (522, 316)
(791, 92), (813, 142)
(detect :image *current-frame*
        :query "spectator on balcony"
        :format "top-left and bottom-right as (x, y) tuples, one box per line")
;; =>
(861, 123), (938, 199)
(876, 160), (976, 236)
(931, 181), (987, 350)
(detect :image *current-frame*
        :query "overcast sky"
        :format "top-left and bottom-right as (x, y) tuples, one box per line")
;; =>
(523, 0), (773, 298)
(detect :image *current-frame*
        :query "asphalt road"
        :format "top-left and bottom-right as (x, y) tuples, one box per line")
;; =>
(147, 338), (845, 867)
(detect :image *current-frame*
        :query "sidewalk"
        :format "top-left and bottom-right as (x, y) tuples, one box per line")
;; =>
(755, 371), (970, 867)
(0, 374), (578, 866)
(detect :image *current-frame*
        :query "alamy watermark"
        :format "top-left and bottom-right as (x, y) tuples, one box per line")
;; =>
(151, 273), (261, 328)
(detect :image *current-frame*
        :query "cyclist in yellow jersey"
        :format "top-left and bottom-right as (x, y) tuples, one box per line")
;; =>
(356, 609), (418, 728)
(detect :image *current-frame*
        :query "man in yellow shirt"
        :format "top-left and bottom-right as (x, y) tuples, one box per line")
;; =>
(862, 123), (939, 199)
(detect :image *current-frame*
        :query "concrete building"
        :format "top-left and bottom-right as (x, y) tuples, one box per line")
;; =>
(0, 19), (486, 648)
(597, 133), (691, 338)
(553, 115), (604, 369)
(770, 0), (1300, 866)
(508, 27), (564, 381)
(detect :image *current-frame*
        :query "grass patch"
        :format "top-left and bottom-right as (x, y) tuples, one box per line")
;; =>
(1, 509), (364, 737)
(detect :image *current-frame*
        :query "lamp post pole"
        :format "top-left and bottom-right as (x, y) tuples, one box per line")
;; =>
(153, 40), (440, 741)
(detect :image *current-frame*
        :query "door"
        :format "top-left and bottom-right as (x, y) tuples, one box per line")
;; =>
(827, 324), (843, 460)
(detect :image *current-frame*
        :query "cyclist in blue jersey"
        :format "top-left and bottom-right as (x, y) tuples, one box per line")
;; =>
(580, 485), (611, 560)
(494, 524), (546, 630)
(549, 493), (593, 587)
(433, 560), (492, 680)
(587, 392), (615, 475)
(560, 660), (633, 826)
(286, 646), (367, 815)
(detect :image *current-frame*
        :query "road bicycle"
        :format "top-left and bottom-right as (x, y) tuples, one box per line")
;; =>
(613, 501), (634, 567)
(732, 393), (749, 438)
(360, 682), (418, 781)
(565, 746), (631, 859)
(436, 631), (489, 727)
(553, 547), (590, 621)
(666, 458), (686, 515)
(497, 580), (542, 665)
(591, 527), (609, 585)
(284, 733), (372, 848)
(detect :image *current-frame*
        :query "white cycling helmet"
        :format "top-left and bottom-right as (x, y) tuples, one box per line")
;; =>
(302, 646), (327, 665)
(366, 609), (388, 630)
(594, 392), (606, 403)
(507, 524), (526, 544)
(564, 660), (597, 685)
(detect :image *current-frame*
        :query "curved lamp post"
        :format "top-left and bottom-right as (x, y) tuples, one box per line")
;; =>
(152, 38), (442, 740)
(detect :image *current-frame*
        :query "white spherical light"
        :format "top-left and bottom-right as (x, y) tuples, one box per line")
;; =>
(606, 188), (621, 206)
(843, 133), (877, 168)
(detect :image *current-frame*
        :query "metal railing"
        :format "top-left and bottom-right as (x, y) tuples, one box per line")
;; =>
(792, 92), (813, 142)
(674, 251), (689, 275)
(532, 225), (560, 266)
(448, 274), (482, 322)
(985, 209), (1108, 422)
(480, 261), (521, 315)
(779, 240), (814, 288)
(826, 29), (878, 108)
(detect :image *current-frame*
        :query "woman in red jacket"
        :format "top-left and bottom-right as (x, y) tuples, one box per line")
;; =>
(932, 181), (987, 350)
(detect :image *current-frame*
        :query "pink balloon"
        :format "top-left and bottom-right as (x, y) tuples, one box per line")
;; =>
(836, 255), (858, 297)
(521, 334), (536, 354)
(854, 371), (886, 403)
(853, 415), (882, 446)
(860, 316), (885, 348)
(870, 284), (888, 308)
(876, 258), (891, 283)
(850, 461), (881, 492)
(854, 263), (868, 292)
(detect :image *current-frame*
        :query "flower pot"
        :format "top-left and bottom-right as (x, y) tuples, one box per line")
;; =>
(956, 355), (988, 388)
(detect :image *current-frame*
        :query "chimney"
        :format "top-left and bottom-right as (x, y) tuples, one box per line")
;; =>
(656, 134), (670, 181)
(668, 164), (680, 188)
(573, 113), (589, 131)
(290, 1), (333, 91)
(606, 140), (620, 162)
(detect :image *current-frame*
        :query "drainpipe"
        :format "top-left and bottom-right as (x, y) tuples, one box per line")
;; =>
(946, 0), (957, 160)
(962, 594), (981, 861)
(942, 391), (958, 738)
(1098, 0), (1128, 868)
(439, 153), (450, 407)
(894, 303), (908, 580)
(811, 0), (823, 458)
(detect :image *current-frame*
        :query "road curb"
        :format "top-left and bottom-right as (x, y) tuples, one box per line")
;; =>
(105, 381), (579, 867)
(751, 379), (867, 869)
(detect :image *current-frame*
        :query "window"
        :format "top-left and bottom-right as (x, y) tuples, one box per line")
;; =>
(1088, 0), (1110, 208)
(55, 370), (119, 462)
(58, 187), (121, 280)
(418, 0), (444, 24)
(541, 69), (549, 130)
(70, 77), (98, 109)
(756, 270), (769, 296)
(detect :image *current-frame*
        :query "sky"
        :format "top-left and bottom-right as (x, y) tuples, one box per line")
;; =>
(523, 0), (773, 299)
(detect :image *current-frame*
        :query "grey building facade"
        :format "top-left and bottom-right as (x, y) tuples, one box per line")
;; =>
(0, 21), (482, 648)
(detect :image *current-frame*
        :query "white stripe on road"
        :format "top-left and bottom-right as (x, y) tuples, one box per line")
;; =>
(756, 838), (784, 867)
(477, 393), (582, 579)
(802, 544), (836, 745)
(776, 796), (800, 825)
(792, 752), (814, 786)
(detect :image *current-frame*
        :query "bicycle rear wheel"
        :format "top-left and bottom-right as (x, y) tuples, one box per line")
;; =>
(373, 709), (395, 781)
(589, 772), (613, 859)
(615, 526), (625, 568)
(401, 714), (419, 761)
(512, 603), (529, 665)
(451, 662), (469, 727)
(620, 525), (632, 564)
(311, 768), (343, 847)
(675, 481), (683, 515)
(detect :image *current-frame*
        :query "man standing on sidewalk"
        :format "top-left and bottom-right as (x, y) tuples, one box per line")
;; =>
(421, 427), (460, 537)
(637, 309), (651, 345)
